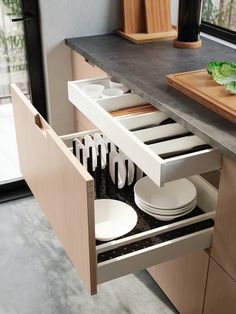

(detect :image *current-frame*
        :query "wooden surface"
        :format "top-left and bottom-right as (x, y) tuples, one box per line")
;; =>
(167, 70), (236, 124)
(173, 39), (202, 49)
(118, 28), (177, 44)
(111, 103), (157, 117)
(204, 258), (236, 314)
(145, 0), (172, 33)
(71, 50), (106, 131)
(11, 84), (97, 294)
(148, 250), (210, 314)
(211, 157), (236, 280)
(123, 0), (145, 34)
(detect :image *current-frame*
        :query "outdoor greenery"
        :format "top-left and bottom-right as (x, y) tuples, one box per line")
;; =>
(2, 0), (22, 16)
(0, 0), (27, 73)
(0, 0), (28, 100)
(202, 0), (236, 31)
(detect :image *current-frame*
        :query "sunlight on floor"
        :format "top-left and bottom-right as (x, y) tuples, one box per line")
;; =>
(0, 104), (22, 183)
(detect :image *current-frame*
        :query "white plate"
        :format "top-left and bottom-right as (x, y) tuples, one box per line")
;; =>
(103, 135), (117, 152)
(84, 135), (97, 171)
(93, 133), (107, 169)
(119, 151), (135, 186)
(74, 138), (88, 169)
(134, 177), (197, 209)
(95, 199), (138, 241)
(109, 150), (126, 189)
(136, 167), (143, 181)
(134, 193), (197, 212)
(135, 198), (195, 221)
(135, 195), (197, 216)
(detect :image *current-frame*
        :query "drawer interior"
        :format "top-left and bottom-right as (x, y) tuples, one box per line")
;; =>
(62, 130), (217, 286)
(68, 77), (222, 187)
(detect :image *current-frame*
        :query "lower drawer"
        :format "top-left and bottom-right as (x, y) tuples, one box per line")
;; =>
(11, 84), (218, 295)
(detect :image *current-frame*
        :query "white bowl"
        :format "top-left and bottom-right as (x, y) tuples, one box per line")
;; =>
(102, 88), (124, 98)
(110, 80), (129, 94)
(95, 199), (138, 241)
(134, 177), (197, 210)
(82, 84), (104, 99)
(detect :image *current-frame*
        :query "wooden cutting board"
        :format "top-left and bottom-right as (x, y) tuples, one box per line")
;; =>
(123, 0), (145, 33)
(145, 0), (172, 33)
(167, 70), (236, 124)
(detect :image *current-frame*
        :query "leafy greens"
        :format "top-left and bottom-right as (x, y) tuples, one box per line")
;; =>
(207, 60), (236, 95)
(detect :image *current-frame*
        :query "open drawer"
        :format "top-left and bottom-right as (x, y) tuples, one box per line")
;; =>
(68, 77), (222, 187)
(11, 84), (217, 295)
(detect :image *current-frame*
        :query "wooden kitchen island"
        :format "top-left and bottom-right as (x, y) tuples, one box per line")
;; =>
(66, 35), (236, 314)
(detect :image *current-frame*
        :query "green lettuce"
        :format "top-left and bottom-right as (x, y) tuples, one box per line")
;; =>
(207, 60), (236, 94)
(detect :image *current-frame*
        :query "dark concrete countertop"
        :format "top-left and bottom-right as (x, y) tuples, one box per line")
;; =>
(66, 34), (236, 162)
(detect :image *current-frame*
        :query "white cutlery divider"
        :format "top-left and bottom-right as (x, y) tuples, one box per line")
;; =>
(68, 77), (222, 187)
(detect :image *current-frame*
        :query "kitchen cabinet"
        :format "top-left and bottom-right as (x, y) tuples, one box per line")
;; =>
(211, 157), (236, 280)
(204, 258), (236, 314)
(11, 34), (236, 312)
(148, 250), (210, 314)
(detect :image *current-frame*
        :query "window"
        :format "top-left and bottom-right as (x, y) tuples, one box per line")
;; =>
(201, 0), (236, 44)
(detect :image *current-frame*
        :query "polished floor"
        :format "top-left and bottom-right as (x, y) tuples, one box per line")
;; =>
(0, 104), (22, 183)
(0, 197), (178, 314)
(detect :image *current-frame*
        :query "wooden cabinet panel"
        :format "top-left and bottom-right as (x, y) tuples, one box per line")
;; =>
(11, 84), (97, 294)
(204, 258), (236, 314)
(211, 157), (236, 280)
(148, 250), (210, 314)
(71, 51), (107, 131)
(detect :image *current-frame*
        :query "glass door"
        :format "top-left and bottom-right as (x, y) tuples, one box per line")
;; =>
(0, 0), (47, 201)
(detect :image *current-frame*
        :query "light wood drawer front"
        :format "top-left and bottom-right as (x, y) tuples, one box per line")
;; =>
(12, 84), (218, 295)
(68, 77), (221, 187)
(204, 258), (236, 314)
(11, 84), (96, 294)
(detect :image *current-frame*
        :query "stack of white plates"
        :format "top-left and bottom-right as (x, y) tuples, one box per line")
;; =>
(134, 177), (197, 221)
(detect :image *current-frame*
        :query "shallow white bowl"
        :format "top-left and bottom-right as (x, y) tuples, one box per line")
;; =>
(82, 84), (104, 99)
(134, 177), (197, 209)
(110, 80), (129, 93)
(102, 88), (124, 98)
(135, 197), (196, 221)
(95, 199), (138, 241)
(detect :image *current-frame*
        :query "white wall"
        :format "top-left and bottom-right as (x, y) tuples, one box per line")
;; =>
(171, 0), (179, 26)
(39, 0), (178, 135)
(39, 0), (121, 134)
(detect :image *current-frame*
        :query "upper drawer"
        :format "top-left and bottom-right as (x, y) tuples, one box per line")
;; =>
(68, 77), (222, 186)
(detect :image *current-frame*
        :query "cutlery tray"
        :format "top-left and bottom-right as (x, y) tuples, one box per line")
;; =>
(68, 77), (222, 187)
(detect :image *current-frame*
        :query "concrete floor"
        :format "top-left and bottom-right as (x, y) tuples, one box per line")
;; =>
(0, 197), (178, 314)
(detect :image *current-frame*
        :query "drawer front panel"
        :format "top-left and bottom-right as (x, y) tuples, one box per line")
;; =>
(68, 78), (221, 187)
(11, 84), (97, 294)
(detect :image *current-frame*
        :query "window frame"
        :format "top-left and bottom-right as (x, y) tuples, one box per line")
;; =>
(201, 21), (236, 44)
